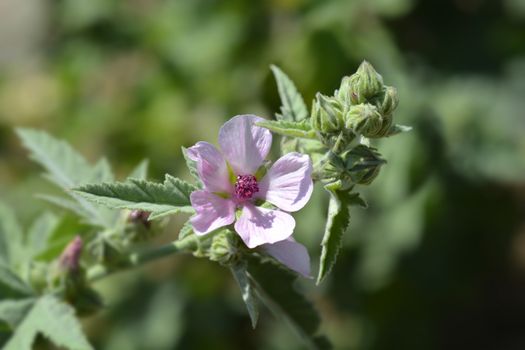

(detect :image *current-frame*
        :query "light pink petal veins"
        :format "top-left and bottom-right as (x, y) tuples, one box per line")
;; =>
(187, 141), (232, 194)
(218, 115), (272, 175)
(234, 203), (295, 248)
(190, 190), (236, 235)
(257, 152), (313, 212)
(263, 237), (311, 278)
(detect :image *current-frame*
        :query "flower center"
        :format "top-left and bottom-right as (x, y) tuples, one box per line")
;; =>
(234, 174), (259, 200)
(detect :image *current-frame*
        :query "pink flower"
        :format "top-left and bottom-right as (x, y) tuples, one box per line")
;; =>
(187, 115), (313, 276)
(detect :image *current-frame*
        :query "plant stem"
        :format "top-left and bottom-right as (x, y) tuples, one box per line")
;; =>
(86, 234), (199, 283)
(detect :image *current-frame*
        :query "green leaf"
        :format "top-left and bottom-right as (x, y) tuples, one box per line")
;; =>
(247, 258), (330, 350)
(0, 299), (35, 329)
(33, 216), (87, 262)
(35, 195), (88, 221)
(4, 295), (93, 350)
(181, 147), (202, 187)
(386, 124), (412, 136)
(270, 65), (309, 121)
(231, 263), (259, 328)
(317, 190), (366, 284)
(0, 203), (24, 267)
(89, 157), (114, 183)
(27, 212), (59, 258)
(16, 128), (92, 189)
(348, 192), (368, 209)
(16, 128), (116, 228)
(0, 266), (34, 299)
(128, 159), (149, 180)
(256, 119), (316, 139)
(74, 175), (196, 221)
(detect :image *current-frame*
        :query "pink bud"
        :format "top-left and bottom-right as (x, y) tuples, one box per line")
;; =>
(128, 210), (151, 228)
(59, 236), (83, 272)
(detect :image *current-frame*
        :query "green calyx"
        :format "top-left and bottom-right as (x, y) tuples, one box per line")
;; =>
(208, 229), (243, 266)
(345, 103), (390, 138)
(318, 144), (386, 189)
(311, 93), (345, 134)
(350, 60), (384, 102)
(375, 85), (399, 116)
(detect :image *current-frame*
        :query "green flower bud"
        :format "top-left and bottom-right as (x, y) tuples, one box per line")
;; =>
(345, 103), (384, 138)
(336, 75), (353, 105)
(354, 61), (384, 99)
(377, 113), (393, 138)
(348, 73), (365, 105)
(209, 230), (241, 266)
(345, 145), (385, 185)
(28, 262), (51, 292)
(311, 93), (345, 134)
(350, 162), (383, 185)
(376, 86), (399, 116)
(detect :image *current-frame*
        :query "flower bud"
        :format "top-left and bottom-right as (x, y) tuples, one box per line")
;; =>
(377, 113), (393, 138)
(350, 162), (383, 185)
(311, 93), (344, 134)
(342, 61), (384, 105)
(59, 236), (83, 273)
(352, 61), (384, 100)
(344, 145), (385, 185)
(377, 86), (399, 116)
(28, 262), (50, 292)
(209, 230), (241, 266)
(128, 210), (151, 229)
(336, 76), (353, 105)
(124, 210), (165, 245)
(345, 103), (384, 138)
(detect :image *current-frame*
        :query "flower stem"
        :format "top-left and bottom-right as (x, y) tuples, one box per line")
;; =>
(86, 234), (199, 283)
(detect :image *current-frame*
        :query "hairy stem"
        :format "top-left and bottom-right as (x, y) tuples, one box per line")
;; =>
(86, 234), (200, 283)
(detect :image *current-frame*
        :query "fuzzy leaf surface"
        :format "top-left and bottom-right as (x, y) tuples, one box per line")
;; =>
(16, 129), (116, 228)
(256, 119), (316, 139)
(231, 263), (259, 328)
(0, 266), (34, 300)
(247, 258), (330, 350)
(4, 295), (93, 350)
(271, 65), (309, 121)
(0, 203), (24, 267)
(74, 175), (196, 220)
(317, 190), (364, 284)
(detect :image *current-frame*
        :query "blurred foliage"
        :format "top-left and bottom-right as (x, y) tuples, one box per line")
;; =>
(0, 0), (524, 349)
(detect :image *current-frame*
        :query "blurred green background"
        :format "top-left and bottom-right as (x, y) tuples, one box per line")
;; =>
(1, 0), (525, 349)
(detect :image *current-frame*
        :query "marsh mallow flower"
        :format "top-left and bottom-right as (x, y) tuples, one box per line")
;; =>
(187, 115), (313, 276)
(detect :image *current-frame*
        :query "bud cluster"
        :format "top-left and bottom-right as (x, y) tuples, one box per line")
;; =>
(311, 61), (399, 189)
(312, 61), (399, 141)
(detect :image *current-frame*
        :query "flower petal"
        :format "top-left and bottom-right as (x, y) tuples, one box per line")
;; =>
(263, 238), (311, 278)
(218, 115), (272, 175)
(234, 204), (294, 248)
(257, 152), (313, 212)
(187, 141), (232, 193)
(190, 190), (236, 235)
